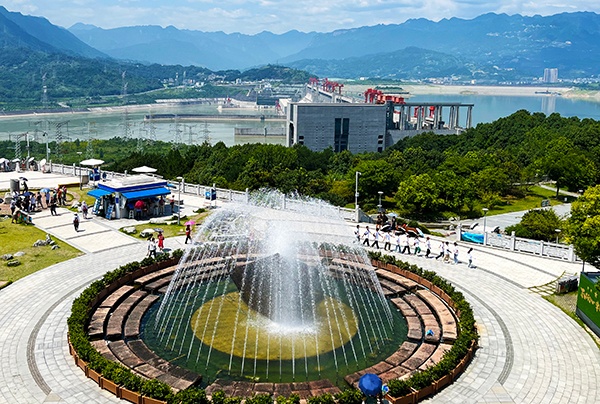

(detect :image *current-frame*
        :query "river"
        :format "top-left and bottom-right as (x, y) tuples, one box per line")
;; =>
(2, 93), (600, 146)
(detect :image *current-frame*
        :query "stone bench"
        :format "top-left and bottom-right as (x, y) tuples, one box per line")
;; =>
(105, 290), (148, 340)
(401, 342), (436, 371)
(108, 340), (145, 369)
(91, 339), (118, 362)
(378, 278), (408, 297)
(135, 267), (176, 286)
(124, 294), (160, 339)
(99, 285), (135, 309)
(376, 269), (419, 291)
(416, 289), (458, 342)
(418, 343), (453, 371)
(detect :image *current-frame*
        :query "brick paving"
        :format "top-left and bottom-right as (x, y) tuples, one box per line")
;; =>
(1, 171), (600, 403)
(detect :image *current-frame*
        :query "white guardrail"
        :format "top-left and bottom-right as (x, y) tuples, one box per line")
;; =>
(54, 163), (576, 261)
(481, 230), (579, 262)
(50, 163), (357, 222)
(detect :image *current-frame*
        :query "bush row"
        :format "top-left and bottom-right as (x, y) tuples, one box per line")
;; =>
(368, 251), (479, 398)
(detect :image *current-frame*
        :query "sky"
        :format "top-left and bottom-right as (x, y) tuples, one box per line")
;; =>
(4, 0), (600, 34)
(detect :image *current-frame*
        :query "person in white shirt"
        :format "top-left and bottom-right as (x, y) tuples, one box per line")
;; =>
(425, 237), (432, 257)
(383, 231), (391, 251)
(395, 233), (402, 252)
(362, 226), (371, 247)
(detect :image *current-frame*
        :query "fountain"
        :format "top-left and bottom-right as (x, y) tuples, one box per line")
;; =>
(142, 191), (407, 386)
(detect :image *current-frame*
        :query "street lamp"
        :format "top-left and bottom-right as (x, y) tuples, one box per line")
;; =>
(77, 151), (83, 189)
(555, 228), (561, 244)
(176, 176), (183, 225)
(355, 171), (361, 209)
(482, 208), (489, 233)
(378, 191), (383, 213)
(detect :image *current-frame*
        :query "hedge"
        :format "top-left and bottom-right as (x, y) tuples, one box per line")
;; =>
(368, 251), (479, 398)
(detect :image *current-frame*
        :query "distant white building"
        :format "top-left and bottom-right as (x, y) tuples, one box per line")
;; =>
(543, 68), (559, 83)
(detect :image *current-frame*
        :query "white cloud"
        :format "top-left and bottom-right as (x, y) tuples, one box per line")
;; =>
(3, 0), (600, 33)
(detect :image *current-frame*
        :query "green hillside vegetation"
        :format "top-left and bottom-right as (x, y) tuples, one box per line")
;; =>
(3, 110), (599, 220)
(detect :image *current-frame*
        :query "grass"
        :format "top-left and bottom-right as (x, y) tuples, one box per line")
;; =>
(488, 185), (570, 216)
(119, 210), (211, 239)
(0, 216), (82, 283)
(544, 291), (600, 349)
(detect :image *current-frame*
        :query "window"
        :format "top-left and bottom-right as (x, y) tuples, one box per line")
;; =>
(334, 118), (349, 152)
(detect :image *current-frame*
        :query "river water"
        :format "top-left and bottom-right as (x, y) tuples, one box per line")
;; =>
(1, 94), (600, 146)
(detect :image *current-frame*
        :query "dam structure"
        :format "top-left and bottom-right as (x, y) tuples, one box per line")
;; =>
(286, 82), (474, 153)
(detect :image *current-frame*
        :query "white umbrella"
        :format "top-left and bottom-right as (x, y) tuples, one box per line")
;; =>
(0, 158), (8, 164)
(132, 165), (157, 173)
(80, 158), (104, 166)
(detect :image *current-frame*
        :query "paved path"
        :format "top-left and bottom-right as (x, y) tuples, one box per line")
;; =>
(1, 171), (600, 403)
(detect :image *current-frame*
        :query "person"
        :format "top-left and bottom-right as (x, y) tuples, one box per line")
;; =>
(184, 224), (192, 244)
(413, 237), (421, 255)
(45, 191), (50, 208)
(29, 194), (36, 212)
(50, 196), (58, 216)
(401, 234), (411, 254)
(383, 231), (391, 251)
(453, 242), (459, 264)
(371, 229), (381, 249)
(362, 226), (371, 247)
(435, 241), (445, 260)
(62, 185), (68, 205)
(170, 196), (175, 215)
(158, 196), (165, 215)
(81, 201), (88, 219)
(467, 247), (474, 268)
(443, 241), (451, 263)
(36, 192), (42, 210)
(56, 188), (62, 205)
(354, 225), (361, 243)
(147, 237), (157, 258)
(73, 213), (80, 231)
(395, 233), (402, 252)
(10, 199), (16, 217)
(425, 236), (432, 258)
(157, 232), (165, 252)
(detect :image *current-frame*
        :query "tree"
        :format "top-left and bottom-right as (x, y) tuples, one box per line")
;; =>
(565, 185), (600, 268)
(395, 173), (442, 218)
(505, 209), (563, 241)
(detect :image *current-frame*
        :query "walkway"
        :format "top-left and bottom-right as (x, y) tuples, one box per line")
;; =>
(0, 172), (599, 403)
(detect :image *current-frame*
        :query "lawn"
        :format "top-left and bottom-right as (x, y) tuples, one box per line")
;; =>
(487, 185), (571, 216)
(0, 217), (82, 284)
(119, 210), (211, 239)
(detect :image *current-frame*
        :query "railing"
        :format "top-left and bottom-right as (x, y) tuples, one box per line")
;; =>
(48, 163), (358, 221)
(483, 231), (578, 262)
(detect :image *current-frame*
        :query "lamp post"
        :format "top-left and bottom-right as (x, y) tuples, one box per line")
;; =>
(176, 176), (183, 225)
(355, 171), (361, 209)
(378, 191), (383, 213)
(555, 228), (561, 244)
(482, 208), (489, 233)
(77, 152), (83, 189)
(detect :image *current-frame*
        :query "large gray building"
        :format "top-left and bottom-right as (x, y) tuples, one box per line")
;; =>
(286, 100), (474, 153)
(286, 103), (390, 153)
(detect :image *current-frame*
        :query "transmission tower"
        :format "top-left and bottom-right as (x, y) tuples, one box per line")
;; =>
(185, 124), (197, 145)
(171, 115), (182, 149)
(86, 122), (97, 159)
(201, 121), (211, 144)
(121, 108), (133, 140)
(41, 73), (48, 109)
(121, 70), (128, 103)
(55, 121), (71, 163)
(137, 126), (147, 152)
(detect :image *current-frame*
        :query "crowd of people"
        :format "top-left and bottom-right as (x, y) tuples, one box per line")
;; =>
(355, 223), (475, 268)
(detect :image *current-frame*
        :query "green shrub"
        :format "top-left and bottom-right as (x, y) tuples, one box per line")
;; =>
(169, 387), (209, 404)
(334, 389), (363, 404)
(307, 393), (335, 404)
(210, 389), (226, 404)
(245, 393), (272, 404)
(141, 379), (173, 401)
(224, 396), (242, 404)
(368, 252), (478, 398)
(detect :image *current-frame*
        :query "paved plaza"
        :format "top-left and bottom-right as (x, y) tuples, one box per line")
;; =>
(0, 171), (599, 403)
